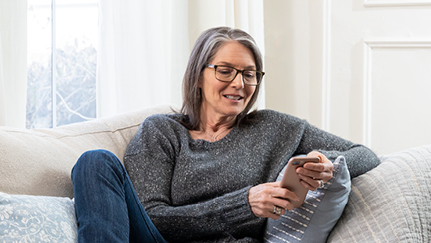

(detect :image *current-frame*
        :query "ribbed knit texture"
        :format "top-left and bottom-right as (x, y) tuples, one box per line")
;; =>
(124, 109), (380, 242)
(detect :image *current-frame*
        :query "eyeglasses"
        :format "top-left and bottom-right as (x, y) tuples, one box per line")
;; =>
(206, 64), (265, 86)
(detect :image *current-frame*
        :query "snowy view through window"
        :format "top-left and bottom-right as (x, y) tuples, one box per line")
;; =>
(27, 0), (98, 128)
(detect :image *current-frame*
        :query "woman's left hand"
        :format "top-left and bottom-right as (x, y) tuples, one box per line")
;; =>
(295, 151), (333, 191)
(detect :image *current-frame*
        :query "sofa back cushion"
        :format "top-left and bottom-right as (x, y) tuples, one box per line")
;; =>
(0, 105), (172, 198)
(327, 144), (431, 242)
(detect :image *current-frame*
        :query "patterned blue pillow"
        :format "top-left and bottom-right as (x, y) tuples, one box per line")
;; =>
(0, 192), (77, 242)
(264, 156), (351, 243)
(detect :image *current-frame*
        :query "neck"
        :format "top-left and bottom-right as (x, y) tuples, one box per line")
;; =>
(193, 115), (234, 142)
(199, 108), (236, 131)
(200, 115), (235, 132)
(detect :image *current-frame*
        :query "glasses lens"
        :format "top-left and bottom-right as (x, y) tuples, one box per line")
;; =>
(213, 65), (261, 85)
(243, 70), (258, 85)
(215, 66), (236, 81)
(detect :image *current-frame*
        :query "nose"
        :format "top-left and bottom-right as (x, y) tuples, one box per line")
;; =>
(231, 72), (245, 89)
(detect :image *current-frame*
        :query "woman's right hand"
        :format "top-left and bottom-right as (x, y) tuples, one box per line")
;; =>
(248, 181), (300, 220)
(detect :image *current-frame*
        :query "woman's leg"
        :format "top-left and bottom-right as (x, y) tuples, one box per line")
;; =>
(71, 149), (166, 243)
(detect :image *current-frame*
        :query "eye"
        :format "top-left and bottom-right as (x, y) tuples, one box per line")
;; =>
(217, 67), (234, 75)
(243, 71), (255, 78)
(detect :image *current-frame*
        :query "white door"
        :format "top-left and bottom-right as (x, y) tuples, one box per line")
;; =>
(265, 1), (431, 155)
(327, 0), (431, 154)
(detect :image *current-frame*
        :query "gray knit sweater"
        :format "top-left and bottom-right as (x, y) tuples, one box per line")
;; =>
(124, 109), (380, 243)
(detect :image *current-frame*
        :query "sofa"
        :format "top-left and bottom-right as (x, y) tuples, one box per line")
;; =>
(0, 104), (430, 242)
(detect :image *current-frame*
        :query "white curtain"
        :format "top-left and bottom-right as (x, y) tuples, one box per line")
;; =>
(97, 0), (265, 118)
(0, 1), (27, 127)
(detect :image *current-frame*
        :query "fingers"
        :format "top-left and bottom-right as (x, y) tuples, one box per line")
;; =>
(295, 151), (334, 190)
(270, 182), (300, 203)
(248, 182), (300, 219)
(297, 174), (323, 191)
(297, 166), (333, 182)
(266, 205), (286, 220)
(302, 162), (333, 176)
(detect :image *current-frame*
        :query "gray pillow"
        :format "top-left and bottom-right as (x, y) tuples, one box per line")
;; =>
(0, 192), (77, 242)
(264, 156), (351, 243)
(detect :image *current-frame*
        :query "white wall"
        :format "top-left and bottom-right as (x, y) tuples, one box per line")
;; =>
(264, 0), (431, 155)
(264, 1), (326, 127)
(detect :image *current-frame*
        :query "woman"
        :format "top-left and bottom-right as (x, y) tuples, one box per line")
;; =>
(72, 27), (380, 242)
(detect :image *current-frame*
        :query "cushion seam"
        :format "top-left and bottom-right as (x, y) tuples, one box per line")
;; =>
(1, 123), (142, 139)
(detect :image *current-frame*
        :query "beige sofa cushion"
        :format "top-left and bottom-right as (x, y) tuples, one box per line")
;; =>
(0, 105), (173, 198)
(328, 144), (431, 242)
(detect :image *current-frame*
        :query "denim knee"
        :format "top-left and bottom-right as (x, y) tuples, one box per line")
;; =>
(71, 149), (124, 182)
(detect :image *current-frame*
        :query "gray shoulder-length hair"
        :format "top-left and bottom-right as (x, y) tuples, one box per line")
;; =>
(180, 26), (263, 130)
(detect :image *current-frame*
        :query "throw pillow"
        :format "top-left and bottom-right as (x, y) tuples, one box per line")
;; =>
(264, 156), (351, 243)
(0, 192), (77, 243)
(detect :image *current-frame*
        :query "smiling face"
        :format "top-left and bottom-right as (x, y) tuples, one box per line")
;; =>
(199, 41), (257, 125)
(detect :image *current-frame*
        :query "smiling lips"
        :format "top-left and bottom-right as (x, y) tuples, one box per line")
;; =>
(224, 95), (243, 101)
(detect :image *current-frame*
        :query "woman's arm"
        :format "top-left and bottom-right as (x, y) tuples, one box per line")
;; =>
(296, 121), (381, 178)
(247, 117), (380, 221)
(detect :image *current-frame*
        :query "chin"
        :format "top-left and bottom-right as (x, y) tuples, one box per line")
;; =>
(218, 103), (249, 118)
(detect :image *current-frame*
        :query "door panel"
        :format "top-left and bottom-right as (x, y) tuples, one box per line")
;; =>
(328, 1), (431, 154)
(364, 41), (431, 154)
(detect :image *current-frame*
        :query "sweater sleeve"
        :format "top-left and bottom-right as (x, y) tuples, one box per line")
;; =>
(124, 117), (263, 242)
(295, 121), (381, 178)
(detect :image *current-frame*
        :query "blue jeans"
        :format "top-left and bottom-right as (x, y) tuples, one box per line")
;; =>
(71, 149), (166, 243)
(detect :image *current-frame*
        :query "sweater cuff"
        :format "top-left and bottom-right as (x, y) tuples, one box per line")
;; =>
(219, 186), (264, 233)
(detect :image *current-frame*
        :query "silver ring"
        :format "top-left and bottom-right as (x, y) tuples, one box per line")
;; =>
(273, 206), (282, 215)
(318, 180), (325, 189)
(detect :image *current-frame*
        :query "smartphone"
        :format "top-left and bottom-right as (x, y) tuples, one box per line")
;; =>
(280, 157), (320, 208)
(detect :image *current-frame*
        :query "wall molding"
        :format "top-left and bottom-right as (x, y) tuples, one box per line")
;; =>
(365, 39), (431, 48)
(362, 39), (431, 147)
(364, 0), (431, 7)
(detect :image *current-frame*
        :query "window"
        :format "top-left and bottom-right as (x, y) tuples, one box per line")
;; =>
(27, 0), (98, 129)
